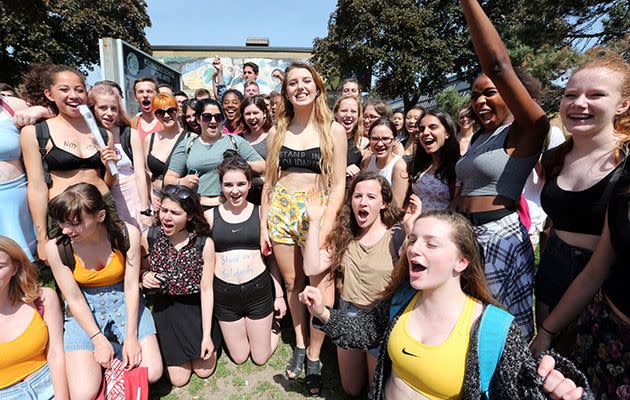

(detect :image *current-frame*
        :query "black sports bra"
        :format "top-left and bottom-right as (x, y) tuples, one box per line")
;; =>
(541, 164), (622, 235)
(44, 134), (104, 173)
(279, 145), (322, 174)
(211, 206), (260, 253)
(147, 131), (187, 180)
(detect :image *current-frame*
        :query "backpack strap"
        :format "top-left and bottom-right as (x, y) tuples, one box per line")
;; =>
(118, 223), (130, 255)
(478, 304), (514, 399)
(119, 125), (133, 163)
(35, 121), (53, 186)
(388, 281), (416, 321)
(194, 234), (207, 254)
(147, 226), (159, 254)
(227, 134), (239, 150)
(185, 135), (198, 155)
(0, 97), (15, 116)
(55, 236), (76, 271)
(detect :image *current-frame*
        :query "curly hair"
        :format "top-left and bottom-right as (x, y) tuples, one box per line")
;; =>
(325, 171), (403, 285)
(0, 236), (41, 305)
(222, 89), (244, 133)
(18, 64), (84, 113)
(158, 186), (211, 237)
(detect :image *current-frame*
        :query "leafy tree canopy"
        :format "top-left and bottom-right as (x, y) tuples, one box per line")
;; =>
(312, 0), (629, 112)
(0, 0), (151, 84)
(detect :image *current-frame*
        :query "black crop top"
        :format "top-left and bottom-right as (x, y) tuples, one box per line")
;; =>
(211, 206), (260, 253)
(44, 133), (105, 173)
(347, 137), (362, 167)
(540, 164), (622, 235)
(604, 158), (630, 316)
(147, 131), (187, 180)
(279, 145), (322, 174)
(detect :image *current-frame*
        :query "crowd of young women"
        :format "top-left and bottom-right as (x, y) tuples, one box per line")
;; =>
(1, 1), (628, 398)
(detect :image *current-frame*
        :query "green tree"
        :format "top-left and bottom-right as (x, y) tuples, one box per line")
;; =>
(0, 0), (151, 84)
(312, 0), (629, 112)
(435, 87), (469, 118)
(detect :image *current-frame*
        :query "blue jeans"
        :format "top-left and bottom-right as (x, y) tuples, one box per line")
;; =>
(0, 364), (54, 400)
(63, 282), (156, 354)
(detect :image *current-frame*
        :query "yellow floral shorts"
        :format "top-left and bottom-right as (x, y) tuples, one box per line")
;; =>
(267, 183), (328, 247)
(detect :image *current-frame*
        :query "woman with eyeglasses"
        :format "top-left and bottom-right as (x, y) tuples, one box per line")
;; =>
(144, 93), (191, 213)
(165, 98), (264, 209)
(141, 184), (220, 387)
(207, 153), (286, 366)
(362, 118), (409, 208)
(45, 183), (163, 399)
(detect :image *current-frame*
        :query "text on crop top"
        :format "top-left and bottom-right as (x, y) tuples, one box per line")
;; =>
(0, 308), (48, 389)
(73, 249), (125, 287)
(387, 293), (475, 399)
(540, 163), (621, 236)
(43, 129), (105, 173)
(455, 124), (539, 202)
(212, 206), (260, 253)
(279, 145), (322, 174)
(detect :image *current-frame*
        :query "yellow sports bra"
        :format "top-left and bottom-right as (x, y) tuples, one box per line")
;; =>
(387, 292), (476, 399)
(73, 249), (125, 287)
(0, 308), (48, 389)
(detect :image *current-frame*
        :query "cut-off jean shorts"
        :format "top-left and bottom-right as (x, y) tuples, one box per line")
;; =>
(0, 364), (54, 400)
(337, 298), (381, 359)
(63, 282), (156, 354)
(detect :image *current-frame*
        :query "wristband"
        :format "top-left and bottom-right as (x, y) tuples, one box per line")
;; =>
(540, 324), (558, 337)
(140, 208), (153, 216)
(90, 330), (102, 340)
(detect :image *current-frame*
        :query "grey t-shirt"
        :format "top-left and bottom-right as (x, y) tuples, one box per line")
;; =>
(168, 134), (262, 196)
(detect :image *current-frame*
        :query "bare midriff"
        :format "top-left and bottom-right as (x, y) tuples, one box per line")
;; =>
(49, 169), (109, 198)
(278, 170), (320, 192)
(214, 249), (266, 285)
(457, 194), (515, 213)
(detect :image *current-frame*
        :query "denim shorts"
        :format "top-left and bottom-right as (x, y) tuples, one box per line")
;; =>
(337, 298), (381, 358)
(64, 282), (156, 353)
(0, 364), (54, 400)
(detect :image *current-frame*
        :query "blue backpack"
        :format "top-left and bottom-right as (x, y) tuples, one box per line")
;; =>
(389, 283), (513, 399)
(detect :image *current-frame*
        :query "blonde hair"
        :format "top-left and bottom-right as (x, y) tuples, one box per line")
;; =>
(333, 95), (365, 148)
(88, 84), (131, 127)
(0, 236), (41, 305)
(266, 62), (335, 190)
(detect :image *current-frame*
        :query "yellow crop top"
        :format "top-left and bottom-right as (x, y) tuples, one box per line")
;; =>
(0, 308), (48, 388)
(73, 249), (125, 287)
(387, 292), (476, 399)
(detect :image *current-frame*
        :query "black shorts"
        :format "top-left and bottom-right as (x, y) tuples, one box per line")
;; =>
(213, 271), (274, 322)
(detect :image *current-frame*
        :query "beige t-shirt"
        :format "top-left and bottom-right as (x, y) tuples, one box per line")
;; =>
(340, 230), (398, 310)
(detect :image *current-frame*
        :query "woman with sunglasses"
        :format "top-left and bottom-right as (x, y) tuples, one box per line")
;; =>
(141, 184), (220, 387)
(89, 83), (152, 230)
(207, 153), (286, 366)
(362, 118), (409, 208)
(165, 98), (264, 209)
(45, 183), (162, 399)
(144, 93), (190, 213)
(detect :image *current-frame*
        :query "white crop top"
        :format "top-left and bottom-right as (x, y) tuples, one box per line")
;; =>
(367, 155), (402, 185)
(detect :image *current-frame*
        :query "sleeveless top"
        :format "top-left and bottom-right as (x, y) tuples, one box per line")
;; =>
(73, 249), (125, 287)
(0, 308), (48, 389)
(279, 145), (322, 174)
(147, 131), (188, 181)
(540, 164), (621, 236)
(367, 154), (402, 185)
(387, 293), (475, 399)
(0, 99), (21, 161)
(239, 133), (267, 159)
(135, 116), (161, 143)
(412, 171), (452, 211)
(455, 124), (539, 202)
(347, 137), (362, 167)
(212, 206), (260, 253)
(42, 124), (105, 173)
(149, 227), (205, 295)
(114, 143), (134, 179)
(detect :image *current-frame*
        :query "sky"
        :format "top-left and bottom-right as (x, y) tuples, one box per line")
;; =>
(144, 0), (338, 48)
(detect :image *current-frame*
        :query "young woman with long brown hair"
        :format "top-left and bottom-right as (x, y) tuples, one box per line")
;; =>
(261, 62), (347, 395)
(333, 95), (368, 180)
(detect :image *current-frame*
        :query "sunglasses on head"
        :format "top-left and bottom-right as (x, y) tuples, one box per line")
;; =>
(200, 112), (224, 123)
(162, 185), (194, 200)
(154, 107), (177, 118)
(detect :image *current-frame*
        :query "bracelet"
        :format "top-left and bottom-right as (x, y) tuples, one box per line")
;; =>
(275, 295), (284, 299)
(90, 330), (102, 340)
(140, 208), (153, 216)
(539, 324), (558, 337)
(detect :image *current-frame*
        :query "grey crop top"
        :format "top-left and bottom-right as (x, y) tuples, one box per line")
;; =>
(455, 124), (539, 202)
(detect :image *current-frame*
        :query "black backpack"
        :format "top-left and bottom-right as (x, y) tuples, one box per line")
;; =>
(119, 125), (134, 163)
(56, 224), (130, 271)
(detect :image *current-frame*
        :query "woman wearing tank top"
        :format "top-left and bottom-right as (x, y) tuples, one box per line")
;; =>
(90, 83), (152, 230)
(302, 171), (403, 396)
(0, 237), (67, 399)
(20, 65), (118, 264)
(333, 95), (368, 179)
(299, 209), (590, 400)
(206, 154), (286, 366)
(261, 62), (347, 396)
(400, 107), (423, 170)
(0, 95), (37, 261)
(454, 1), (550, 340)
(362, 118), (409, 208)
(45, 183), (162, 399)
(410, 110), (461, 211)
(144, 93), (190, 212)
(530, 51), (630, 398)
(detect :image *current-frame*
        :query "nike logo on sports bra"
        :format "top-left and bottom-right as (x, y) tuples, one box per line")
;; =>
(402, 348), (420, 357)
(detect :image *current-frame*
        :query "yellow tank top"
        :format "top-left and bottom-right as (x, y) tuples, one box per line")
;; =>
(387, 292), (476, 399)
(0, 308), (48, 388)
(73, 249), (125, 287)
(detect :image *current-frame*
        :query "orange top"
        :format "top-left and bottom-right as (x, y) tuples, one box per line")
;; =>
(0, 309), (48, 388)
(73, 249), (125, 287)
